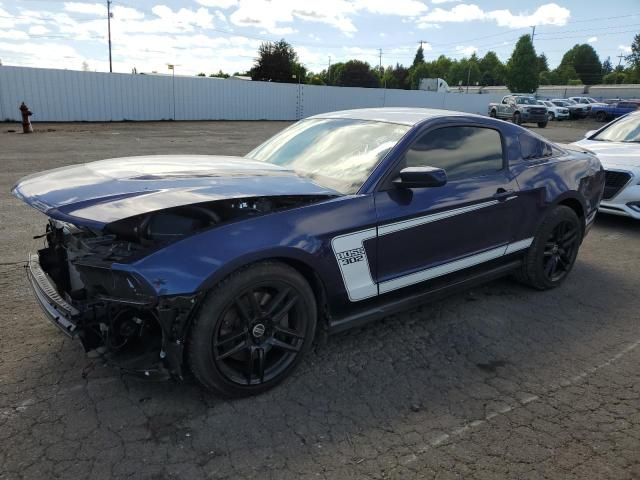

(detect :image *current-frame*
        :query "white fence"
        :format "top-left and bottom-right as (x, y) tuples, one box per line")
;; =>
(0, 66), (503, 122)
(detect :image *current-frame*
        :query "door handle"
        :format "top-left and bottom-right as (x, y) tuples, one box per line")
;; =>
(493, 188), (516, 201)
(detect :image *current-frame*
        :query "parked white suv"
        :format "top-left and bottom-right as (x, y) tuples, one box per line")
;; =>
(568, 96), (607, 112)
(537, 100), (569, 121)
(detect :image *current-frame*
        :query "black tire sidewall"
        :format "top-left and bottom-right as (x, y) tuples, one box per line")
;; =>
(187, 262), (317, 397)
(522, 206), (582, 290)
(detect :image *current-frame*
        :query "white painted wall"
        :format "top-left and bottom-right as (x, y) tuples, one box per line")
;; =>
(0, 66), (503, 122)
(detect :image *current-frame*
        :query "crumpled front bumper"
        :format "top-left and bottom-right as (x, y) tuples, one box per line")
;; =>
(26, 253), (80, 337)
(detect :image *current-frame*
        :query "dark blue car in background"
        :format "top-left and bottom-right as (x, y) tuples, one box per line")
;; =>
(13, 108), (604, 396)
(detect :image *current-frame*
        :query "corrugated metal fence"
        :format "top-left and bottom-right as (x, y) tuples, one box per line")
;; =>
(0, 66), (503, 122)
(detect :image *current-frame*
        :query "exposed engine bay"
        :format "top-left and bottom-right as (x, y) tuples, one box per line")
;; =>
(34, 195), (327, 378)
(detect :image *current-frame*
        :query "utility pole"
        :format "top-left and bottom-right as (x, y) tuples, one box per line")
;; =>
(418, 40), (426, 50)
(617, 52), (625, 67)
(530, 25), (536, 45)
(107, 0), (113, 72)
(378, 48), (383, 75)
(466, 63), (471, 93)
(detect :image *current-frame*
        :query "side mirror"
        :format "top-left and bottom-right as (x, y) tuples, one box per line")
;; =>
(584, 130), (596, 139)
(393, 166), (447, 188)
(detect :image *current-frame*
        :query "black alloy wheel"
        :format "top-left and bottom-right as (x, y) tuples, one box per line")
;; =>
(516, 205), (583, 290)
(541, 220), (580, 283)
(213, 282), (307, 385)
(188, 262), (316, 396)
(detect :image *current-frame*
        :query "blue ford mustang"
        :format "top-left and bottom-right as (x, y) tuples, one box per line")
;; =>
(13, 108), (604, 396)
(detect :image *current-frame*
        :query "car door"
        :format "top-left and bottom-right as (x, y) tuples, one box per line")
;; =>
(373, 124), (522, 295)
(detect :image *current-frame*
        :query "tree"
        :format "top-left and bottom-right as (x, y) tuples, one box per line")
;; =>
(335, 60), (380, 88)
(409, 63), (431, 89)
(209, 70), (229, 78)
(479, 51), (506, 86)
(250, 39), (299, 83)
(382, 64), (410, 89)
(196, 72), (206, 77)
(603, 71), (626, 84)
(602, 57), (613, 75)
(412, 45), (425, 68)
(625, 34), (640, 70)
(448, 57), (480, 88)
(558, 44), (601, 84)
(431, 55), (453, 79)
(506, 35), (539, 93)
(537, 53), (549, 73)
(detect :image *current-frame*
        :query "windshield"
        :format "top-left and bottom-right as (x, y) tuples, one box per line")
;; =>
(515, 96), (537, 105)
(246, 118), (410, 194)
(587, 98), (599, 103)
(592, 114), (640, 142)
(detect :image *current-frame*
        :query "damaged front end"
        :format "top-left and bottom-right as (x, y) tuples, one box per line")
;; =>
(27, 195), (322, 379)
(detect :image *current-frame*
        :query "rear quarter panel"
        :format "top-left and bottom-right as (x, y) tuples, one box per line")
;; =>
(509, 147), (603, 241)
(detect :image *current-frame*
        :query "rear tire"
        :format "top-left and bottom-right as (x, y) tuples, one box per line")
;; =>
(517, 206), (582, 290)
(490, 109), (497, 118)
(537, 121), (548, 128)
(596, 111), (607, 122)
(187, 262), (317, 397)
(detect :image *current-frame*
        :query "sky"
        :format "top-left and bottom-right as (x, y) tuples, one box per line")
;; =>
(0, 0), (638, 77)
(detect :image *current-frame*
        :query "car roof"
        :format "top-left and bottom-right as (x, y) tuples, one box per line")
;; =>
(308, 107), (474, 126)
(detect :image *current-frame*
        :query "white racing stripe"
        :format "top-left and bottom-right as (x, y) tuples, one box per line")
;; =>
(331, 201), (533, 302)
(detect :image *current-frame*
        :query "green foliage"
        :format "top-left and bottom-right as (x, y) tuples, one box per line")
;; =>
(603, 72), (626, 84)
(625, 34), (640, 70)
(196, 72), (206, 77)
(447, 57), (481, 88)
(209, 70), (229, 78)
(538, 53), (549, 73)
(479, 51), (506, 86)
(383, 64), (410, 89)
(564, 44), (602, 84)
(506, 35), (539, 93)
(307, 75), (325, 85)
(602, 57), (613, 75)
(334, 60), (380, 88)
(409, 63), (431, 89)
(250, 39), (299, 83)
(567, 79), (582, 86)
(412, 46), (425, 68)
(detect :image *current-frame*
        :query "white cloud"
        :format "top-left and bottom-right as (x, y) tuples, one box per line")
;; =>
(587, 36), (597, 43)
(28, 25), (50, 35)
(63, 2), (105, 16)
(215, 10), (228, 22)
(0, 29), (29, 40)
(228, 0), (427, 36)
(418, 2), (570, 28)
(432, 0), (460, 3)
(618, 44), (632, 54)
(195, 0), (238, 8)
(354, 0), (428, 16)
(417, 22), (441, 29)
(455, 45), (477, 56)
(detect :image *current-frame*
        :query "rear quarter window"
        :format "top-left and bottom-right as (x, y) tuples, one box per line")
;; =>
(519, 133), (554, 160)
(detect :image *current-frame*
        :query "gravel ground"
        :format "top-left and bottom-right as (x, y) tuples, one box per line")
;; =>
(1, 118), (639, 480)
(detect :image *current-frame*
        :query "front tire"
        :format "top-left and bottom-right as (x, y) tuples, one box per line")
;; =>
(188, 262), (317, 397)
(596, 111), (607, 122)
(537, 121), (548, 128)
(490, 109), (497, 118)
(517, 206), (582, 290)
(548, 112), (555, 121)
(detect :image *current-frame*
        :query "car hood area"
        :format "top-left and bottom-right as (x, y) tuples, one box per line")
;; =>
(12, 155), (340, 228)
(573, 139), (640, 169)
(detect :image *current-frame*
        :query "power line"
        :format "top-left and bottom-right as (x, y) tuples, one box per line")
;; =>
(107, 0), (112, 72)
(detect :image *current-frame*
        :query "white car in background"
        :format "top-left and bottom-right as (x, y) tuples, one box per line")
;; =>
(568, 96), (608, 111)
(572, 111), (640, 219)
(538, 100), (570, 121)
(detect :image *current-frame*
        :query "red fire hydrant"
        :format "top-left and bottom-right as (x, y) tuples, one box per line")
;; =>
(19, 102), (33, 134)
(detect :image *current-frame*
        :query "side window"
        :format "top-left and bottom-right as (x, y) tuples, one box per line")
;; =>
(519, 132), (553, 160)
(404, 126), (504, 180)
